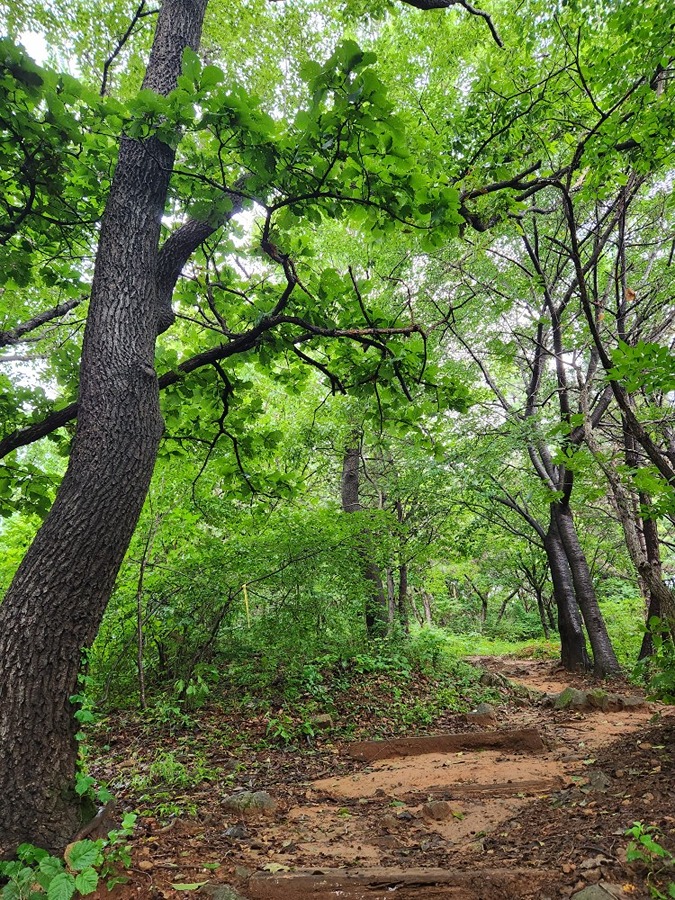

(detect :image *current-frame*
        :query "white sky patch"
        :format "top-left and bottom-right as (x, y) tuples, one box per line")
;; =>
(19, 31), (48, 64)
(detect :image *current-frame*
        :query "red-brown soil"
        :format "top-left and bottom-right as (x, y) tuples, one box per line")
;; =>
(88, 657), (675, 899)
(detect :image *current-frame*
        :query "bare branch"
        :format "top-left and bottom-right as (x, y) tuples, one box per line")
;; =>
(0, 297), (85, 348)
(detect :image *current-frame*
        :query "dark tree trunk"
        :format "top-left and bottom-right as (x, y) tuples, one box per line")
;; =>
(398, 562), (409, 634)
(536, 589), (550, 640)
(638, 514), (662, 659)
(340, 443), (388, 636)
(0, 0), (209, 855)
(553, 502), (621, 677)
(543, 512), (590, 672)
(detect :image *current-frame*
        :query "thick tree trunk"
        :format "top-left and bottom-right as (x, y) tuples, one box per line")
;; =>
(0, 0), (208, 855)
(340, 443), (388, 635)
(543, 512), (590, 672)
(553, 503), (621, 677)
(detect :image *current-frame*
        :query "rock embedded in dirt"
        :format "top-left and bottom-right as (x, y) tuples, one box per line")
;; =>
(421, 800), (453, 821)
(310, 714), (333, 730)
(466, 703), (497, 727)
(570, 884), (628, 900)
(223, 790), (277, 817)
(583, 769), (612, 792)
(554, 687), (589, 710)
(198, 886), (247, 900)
(550, 687), (647, 714)
(621, 695), (646, 709)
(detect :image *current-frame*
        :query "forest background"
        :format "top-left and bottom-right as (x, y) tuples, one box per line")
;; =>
(0, 0), (674, 864)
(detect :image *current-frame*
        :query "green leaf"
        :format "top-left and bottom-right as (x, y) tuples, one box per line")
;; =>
(170, 882), (209, 890)
(65, 840), (101, 871)
(46, 872), (77, 900)
(74, 868), (99, 895)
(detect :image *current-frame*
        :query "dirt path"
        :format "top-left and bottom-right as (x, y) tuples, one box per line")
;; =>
(99, 658), (675, 900)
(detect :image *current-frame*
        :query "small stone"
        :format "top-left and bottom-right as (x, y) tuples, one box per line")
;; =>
(570, 885), (617, 899)
(198, 887), (246, 900)
(223, 790), (277, 817)
(137, 861), (153, 871)
(310, 714), (333, 730)
(466, 702), (497, 726)
(421, 800), (453, 821)
(584, 770), (612, 792)
(224, 823), (248, 839)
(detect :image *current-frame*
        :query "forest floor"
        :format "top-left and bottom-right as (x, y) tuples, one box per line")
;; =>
(88, 657), (675, 900)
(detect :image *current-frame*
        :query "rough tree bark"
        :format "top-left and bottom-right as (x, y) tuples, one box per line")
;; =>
(0, 0), (209, 855)
(341, 442), (388, 636)
(553, 502), (622, 677)
(543, 512), (590, 671)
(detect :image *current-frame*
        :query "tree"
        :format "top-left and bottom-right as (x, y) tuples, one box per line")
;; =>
(0, 0), (493, 853)
(0, 0), (212, 854)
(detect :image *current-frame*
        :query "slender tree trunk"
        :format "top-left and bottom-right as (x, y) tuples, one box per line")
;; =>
(536, 588), (550, 640)
(0, 0), (209, 855)
(398, 562), (409, 634)
(422, 590), (433, 626)
(386, 568), (397, 633)
(543, 512), (590, 671)
(340, 442), (387, 636)
(638, 514), (662, 659)
(553, 503), (621, 677)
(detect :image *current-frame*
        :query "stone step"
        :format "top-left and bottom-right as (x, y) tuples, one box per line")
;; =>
(245, 865), (556, 899)
(345, 727), (545, 762)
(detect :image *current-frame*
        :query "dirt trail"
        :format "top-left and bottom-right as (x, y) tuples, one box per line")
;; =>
(103, 657), (675, 900)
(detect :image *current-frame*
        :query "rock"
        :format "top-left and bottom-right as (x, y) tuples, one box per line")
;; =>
(571, 884), (626, 900)
(224, 823), (248, 839)
(466, 702), (497, 726)
(310, 714), (333, 730)
(554, 687), (588, 710)
(223, 790), (277, 817)
(421, 800), (453, 822)
(584, 769), (612, 792)
(620, 695), (646, 709)
(198, 886), (246, 900)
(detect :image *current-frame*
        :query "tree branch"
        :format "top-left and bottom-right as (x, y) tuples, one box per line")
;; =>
(0, 297), (85, 348)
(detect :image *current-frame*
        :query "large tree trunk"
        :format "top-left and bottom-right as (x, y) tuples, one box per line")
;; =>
(340, 443), (388, 636)
(543, 512), (590, 672)
(0, 0), (208, 855)
(553, 502), (621, 677)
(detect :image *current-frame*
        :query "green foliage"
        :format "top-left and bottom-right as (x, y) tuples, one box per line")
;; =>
(636, 618), (675, 704)
(625, 822), (675, 899)
(0, 815), (136, 899)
